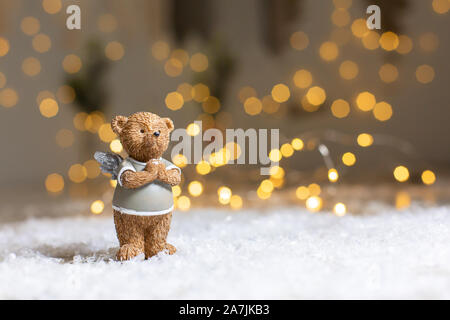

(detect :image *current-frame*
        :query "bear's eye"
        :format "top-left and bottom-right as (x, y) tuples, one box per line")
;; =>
(153, 131), (160, 137)
(140, 129), (145, 134)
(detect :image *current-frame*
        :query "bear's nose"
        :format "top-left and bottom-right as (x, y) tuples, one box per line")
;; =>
(153, 131), (160, 137)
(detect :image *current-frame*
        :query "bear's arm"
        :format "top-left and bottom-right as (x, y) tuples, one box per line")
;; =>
(120, 170), (157, 189)
(158, 168), (181, 186)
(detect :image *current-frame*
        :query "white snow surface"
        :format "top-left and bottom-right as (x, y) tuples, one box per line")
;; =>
(1, 206), (450, 299)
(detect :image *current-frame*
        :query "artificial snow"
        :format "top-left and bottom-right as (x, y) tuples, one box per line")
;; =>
(1, 206), (450, 299)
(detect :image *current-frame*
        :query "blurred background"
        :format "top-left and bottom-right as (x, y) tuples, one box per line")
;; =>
(0, 0), (449, 221)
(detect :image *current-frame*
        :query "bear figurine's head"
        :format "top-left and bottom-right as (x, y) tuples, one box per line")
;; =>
(111, 112), (174, 162)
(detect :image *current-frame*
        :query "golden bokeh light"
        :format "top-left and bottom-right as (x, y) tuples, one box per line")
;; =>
(22, 57), (41, 77)
(177, 196), (191, 211)
(0, 88), (18, 108)
(172, 185), (181, 197)
(421, 170), (436, 185)
(379, 64), (398, 83)
(192, 83), (210, 102)
(45, 173), (64, 193)
(39, 98), (59, 118)
(432, 0), (449, 14)
(73, 112), (88, 131)
(196, 160), (211, 175)
(110, 180), (117, 188)
(257, 186), (271, 200)
(356, 91), (376, 111)
(331, 99), (350, 118)
(172, 154), (188, 168)
(289, 31), (309, 51)
(110, 139), (123, 153)
(97, 14), (118, 33)
(271, 84), (290, 103)
(186, 123), (201, 136)
(151, 41), (170, 61)
(351, 18), (369, 38)
(91, 200), (105, 215)
(328, 168), (339, 182)
(269, 149), (282, 162)
(230, 195), (243, 210)
(331, 9), (350, 27)
(373, 101), (393, 121)
(177, 83), (193, 102)
(306, 86), (326, 106)
(190, 53), (208, 72)
(0, 37), (10, 57)
(218, 186), (232, 205)
(188, 181), (203, 197)
(379, 32), (399, 51)
(306, 196), (322, 212)
(56, 85), (75, 104)
(415, 64), (435, 84)
(334, 203), (347, 216)
(62, 54), (82, 74)
(393, 166), (410, 182)
(262, 95), (280, 114)
(68, 164), (87, 183)
(357, 133), (374, 147)
(270, 166), (285, 179)
(308, 183), (321, 196)
(171, 49), (189, 67)
(55, 129), (74, 148)
(165, 91), (184, 110)
(396, 35), (413, 54)
(105, 41), (125, 61)
(339, 60), (358, 80)
(84, 160), (101, 179)
(291, 138), (304, 151)
(85, 112), (105, 133)
(301, 95), (320, 112)
(395, 191), (411, 210)
(32, 33), (51, 53)
(280, 143), (294, 158)
(202, 96), (221, 114)
(342, 152), (356, 166)
(238, 86), (257, 103)
(244, 97), (262, 115)
(319, 41), (339, 61)
(293, 69), (313, 89)
(42, 0), (62, 14)
(21, 17), (40, 36)
(295, 186), (309, 200)
(361, 31), (380, 50)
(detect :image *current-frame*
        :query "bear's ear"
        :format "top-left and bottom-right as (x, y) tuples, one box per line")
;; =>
(162, 117), (174, 132)
(111, 115), (128, 135)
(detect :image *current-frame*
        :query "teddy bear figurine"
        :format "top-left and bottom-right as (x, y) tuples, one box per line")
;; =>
(94, 112), (181, 261)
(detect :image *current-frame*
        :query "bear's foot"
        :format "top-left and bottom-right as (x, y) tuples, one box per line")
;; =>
(116, 244), (143, 261)
(164, 243), (176, 255)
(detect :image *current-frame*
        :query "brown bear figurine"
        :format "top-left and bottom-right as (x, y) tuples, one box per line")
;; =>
(96, 112), (181, 261)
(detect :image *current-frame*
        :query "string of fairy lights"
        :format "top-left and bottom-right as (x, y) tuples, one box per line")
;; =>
(0, 0), (447, 216)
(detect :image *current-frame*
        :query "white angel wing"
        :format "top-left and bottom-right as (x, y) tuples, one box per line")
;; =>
(94, 151), (123, 180)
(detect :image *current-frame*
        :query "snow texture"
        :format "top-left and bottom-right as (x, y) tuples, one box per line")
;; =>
(1, 206), (450, 299)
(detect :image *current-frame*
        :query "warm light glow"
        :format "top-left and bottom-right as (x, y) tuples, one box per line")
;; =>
(45, 173), (64, 193)
(257, 186), (271, 200)
(270, 166), (285, 179)
(21, 17), (40, 36)
(165, 91), (184, 110)
(293, 69), (312, 89)
(331, 203), (345, 216)
(230, 195), (243, 210)
(186, 123), (201, 136)
(192, 83), (210, 102)
(151, 41), (170, 61)
(260, 179), (274, 193)
(98, 124), (116, 142)
(0, 88), (18, 108)
(280, 143), (294, 158)
(22, 57), (41, 77)
(42, 0), (62, 14)
(271, 84), (290, 103)
(351, 18), (369, 38)
(393, 165), (410, 182)
(396, 35), (413, 54)
(269, 149), (282, 162)
(190, 53), (208, 72)
(105, 41), (125, 61)
(0, 37), (10, 57)
(177, 196), (191, 211)
(62, 54), (82, 74)
(331, 99), (350, 118)
(218, 187), (232, 205)
(339, 60), (358, 80)
(421, 170), (436, 185)
(73, 112), (88, 131)
(90, 200), (104, 214)
(262, 96), (280, 114)
(39, 98), (59, 118)
(379, 64), (398, 83)
(373, 101), (393, 121)
(357, 133), (374, 147)
(328, 168), (339, 182)
(56, 129), (74, 148)
(56, 85), (75, 104)
(342, 152), (356, 166)
(110, 139), (123, 153)
(110, 180), (117, 188)
(188, 181), (203, 197)
(85, 112), (105, 133)
(319, 41), (339, 61)
(84, 160), (101, 179)
(196, 160), (211, 175)
(289, 31), (309, 50)
(291, 138), (304, 151)
(361, 31), (380, 50)
(415, 65), (435, 84)
(306, 86), (326, 106)
(308, 183), (321, 196)
(238, 86), (257, 103)
(295, 186), (309, 200)
(177, 83), (193, 102)
(68, 164), (87, 183)
(202, 96), (221, 114)
(356, 91), (376, 111)
(379, 32), (399, 51)
(172, 185), (181, 197)
(172, 154), (188, 168)
(432, 0), (449, 14)
(306, 196), (322, 212)
(244, 97), (262, 115)
(396, 191), (411, 210)
(171, 49), (189, 66)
